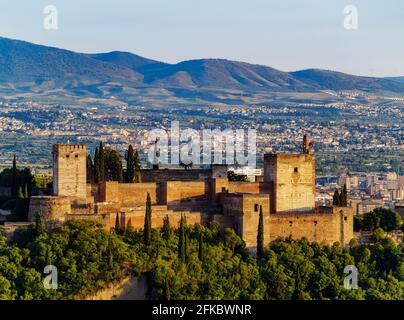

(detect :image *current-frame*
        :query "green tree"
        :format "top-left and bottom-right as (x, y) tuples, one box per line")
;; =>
(94, 147), (99, 183)
(184, 231), (189, 262)
(98, 142), (105, 183)
(198, 232), (204, 261)
(125, 144), (141, 183)
(115, 212), (120, 231)
(257, 205), (265, 260)
(143, 193), (152, 246)
(161, 215), (172, 241)
(333, 189), (340, 206)
(104, 148), (123, 182)
(11, 154), (17, 198)
(341, 184), (348, 206)
(178, 214), (186, 261)
(86, 154), (94, 183)
(35, 210), (46, 236)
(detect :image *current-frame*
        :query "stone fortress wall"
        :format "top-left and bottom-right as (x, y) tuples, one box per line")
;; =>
(27, 138), (354, 248)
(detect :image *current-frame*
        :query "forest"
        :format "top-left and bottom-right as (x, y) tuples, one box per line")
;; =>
(0, 213), (403, 300)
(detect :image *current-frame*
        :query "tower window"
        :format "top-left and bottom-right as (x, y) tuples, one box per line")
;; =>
(75, 154), (78, 158)
(66, 154), (70, 158)
(294, 167), (298, 173)
(254, 204), (259, 212)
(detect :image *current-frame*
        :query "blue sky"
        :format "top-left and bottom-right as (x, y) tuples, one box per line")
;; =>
(1, 0), (403, 76)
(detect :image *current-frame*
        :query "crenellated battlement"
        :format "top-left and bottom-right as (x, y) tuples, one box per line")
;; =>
(53, 144), (86, 153)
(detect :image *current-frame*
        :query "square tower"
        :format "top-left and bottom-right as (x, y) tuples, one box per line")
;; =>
(264, 153), (315, 213)
(53, 144), (87, 199)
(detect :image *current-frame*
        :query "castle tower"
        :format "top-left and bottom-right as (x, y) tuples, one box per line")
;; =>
(52, 144), (87, 199)
(264, 153), (316, 213)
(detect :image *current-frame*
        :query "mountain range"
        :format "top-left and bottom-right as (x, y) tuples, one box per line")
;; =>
(1, 36), (404, 105)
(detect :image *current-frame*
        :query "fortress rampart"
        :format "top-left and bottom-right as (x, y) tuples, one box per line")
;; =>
(26, 140), (354, 249)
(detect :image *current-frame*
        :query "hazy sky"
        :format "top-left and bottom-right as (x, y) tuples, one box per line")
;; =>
(1, 0), (403, 76)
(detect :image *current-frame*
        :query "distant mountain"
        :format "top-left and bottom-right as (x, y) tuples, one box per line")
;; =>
(0, 37), (142, 83)
(386, 76), (404, 84)
(292, 69), (404, 93)
(89, 51), (165, 71)
(135, 59), (313, 91)
(1, 36), (404, 100)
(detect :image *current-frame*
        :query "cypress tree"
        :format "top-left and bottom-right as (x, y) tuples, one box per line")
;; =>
(257, 205), (264, 260)
(342, 184), (348, 206)
(162, 215), (172, 241)
(11, 154), (17, 198)
(35, 210), (46, 236)
(98, 142), (105, 183)
(332, 189), (339, 206)
(184, 231), (189, 262)
(107, 237), (114, 268)
(115, 212), (120, 231)
(338, 189), (344, 206)
(133, 149), (141, 170)
(117, 157), (123, 183)
(198, 232), (204, 261)
(143, 192), (152, 245)
(86, 154), (94, 183)
(178, 214), (186, 261)
(126, 144), (135, 183)
(94, 147), (99, 183)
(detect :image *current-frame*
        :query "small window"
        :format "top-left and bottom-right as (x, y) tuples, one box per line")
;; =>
(75, 154), (79, 158)
(254, 204), (259, 212)
(294, 167), (298, 173)
(314, 220), (318, 226)
(289, 221), (293, 227)
(66, 154), (70, 158)
(344, 216), (348, 221)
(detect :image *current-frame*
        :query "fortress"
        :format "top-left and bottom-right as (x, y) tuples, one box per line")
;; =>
(27, 139), (354, 247)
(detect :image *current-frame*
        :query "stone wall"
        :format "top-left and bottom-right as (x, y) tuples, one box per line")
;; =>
(66, 213), (112, 229)
(269, 206), (354, 246)
(28, 196), (71, 226)
(139, 169), (211, 182)
(99, 182), (157, 206)
(221, 193), (271, 247)
(166, 181), (209, 205)
(228, 182), (261, 194)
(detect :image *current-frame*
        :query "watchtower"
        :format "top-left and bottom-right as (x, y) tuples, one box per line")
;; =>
(52, 144), (87, 199)
(264, 153), (316, 213)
